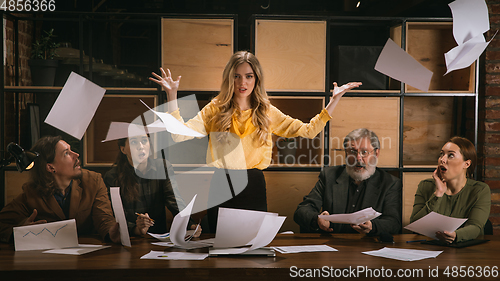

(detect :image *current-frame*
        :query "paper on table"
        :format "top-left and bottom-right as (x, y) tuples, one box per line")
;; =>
(213, 208), (278, 248)
(140, 250), (208, 260)
(374, 38), (433, 92)
(404, 212), (467, 240)
(44, 72), (106, 140)
(169, 194), (207, 249)
(318, 207), (381, 225)
(101, 120), (168, 142)
(109, 187), (131, 247)
(273, 245), (338, 254)
(246, 214), (286, 252)
(362, 247), (443, 261)
(43, 244), (111, 255)
(444, 31), (497, 75)
(13, 219), (79, 251)
(449, 0), (489, 45)
(140, 100), (205, 138)
(210, 208), (285, 255)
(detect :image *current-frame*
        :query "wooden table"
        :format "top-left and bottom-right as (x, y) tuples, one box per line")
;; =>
(0, 234), (498, 280)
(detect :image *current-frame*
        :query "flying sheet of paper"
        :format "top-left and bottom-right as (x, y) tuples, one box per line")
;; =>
(273, 245), (338, 254)
(42, 244), (110, 255)
(13, 219), (79, 251)
(44, 72), (106, 140)
(140, 100), (205, 137)
(374, 38), (433, 92)
(449, 0), (489, 45)
(404, 212), (467, 240)
(318, 207), (381, 225)
(444, 31), (497, 75)
(362, 247), (443, 262)
(169, 194), (207, 249)
(101, 120), (168, 142)
(109, 187), (131, 247)
(213, 208), (278, 248)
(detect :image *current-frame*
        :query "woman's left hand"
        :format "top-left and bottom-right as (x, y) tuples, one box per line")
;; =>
(436, 230), (456, 243)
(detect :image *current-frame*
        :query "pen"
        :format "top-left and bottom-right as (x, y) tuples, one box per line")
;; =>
(135, 212), (154, 222)
(406, 239), (426, 243)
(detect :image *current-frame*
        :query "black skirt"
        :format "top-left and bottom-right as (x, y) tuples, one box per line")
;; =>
(207, 168), (266, 233)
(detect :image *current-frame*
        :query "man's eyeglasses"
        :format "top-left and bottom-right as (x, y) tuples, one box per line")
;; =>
(345, 149), (376, 158)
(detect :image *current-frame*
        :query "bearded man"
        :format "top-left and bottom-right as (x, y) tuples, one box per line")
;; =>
(294, 128), (402, 235)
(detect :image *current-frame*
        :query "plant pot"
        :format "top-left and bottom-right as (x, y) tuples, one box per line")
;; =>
(276, 141), (297, 165)
(28, 59), (59, 86)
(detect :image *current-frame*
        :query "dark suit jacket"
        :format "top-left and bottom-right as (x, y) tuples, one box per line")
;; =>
(0, 169), (116, 243)
(294, 166), (402, 235)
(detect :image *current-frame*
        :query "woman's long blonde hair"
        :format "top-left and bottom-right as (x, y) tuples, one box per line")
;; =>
(209, 51), (270, 145)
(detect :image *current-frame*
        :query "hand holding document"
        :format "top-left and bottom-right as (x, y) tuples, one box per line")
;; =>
(45, 72), (106, 140)
(318, 207), (381, 225)
(404, 212), (467, 240)
(109, 187), (131, 247)
(13, 219), (79, 251)
(362, 247), (443, 262)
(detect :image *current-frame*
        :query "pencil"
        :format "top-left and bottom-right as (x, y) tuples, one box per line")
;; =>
(135, 212), (155, 222)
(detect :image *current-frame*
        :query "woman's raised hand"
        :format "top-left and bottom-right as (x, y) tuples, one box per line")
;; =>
(332, 82), (362, 98)
(149, 68), (181, 98)
(325, 82), (362, 116)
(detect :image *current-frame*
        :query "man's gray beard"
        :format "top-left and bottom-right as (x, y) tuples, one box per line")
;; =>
(346, 163), (376, 182)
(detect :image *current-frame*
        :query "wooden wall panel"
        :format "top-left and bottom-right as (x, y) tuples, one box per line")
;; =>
(265, 171), (319, 234)
(329, 97), (400, 168)
(406, 22), (474, 92)
(269, 96), (324, 167)
(5, 171), (30, 205)
(403, 97), (453, 166)
(255, 20), (326, 92)
(161, 18), (233, 91)
(402, 172), (432, 231)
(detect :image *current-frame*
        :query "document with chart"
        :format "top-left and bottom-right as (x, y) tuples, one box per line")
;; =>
(13, 219), (79, 251)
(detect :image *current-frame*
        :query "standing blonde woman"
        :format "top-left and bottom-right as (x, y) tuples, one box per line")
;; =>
(150, 51), (361, 232)
(410, 136), (491, 243)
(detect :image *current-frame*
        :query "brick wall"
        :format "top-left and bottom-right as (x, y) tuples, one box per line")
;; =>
(3, 16), (34, 147)
(485, 0), (500, 234)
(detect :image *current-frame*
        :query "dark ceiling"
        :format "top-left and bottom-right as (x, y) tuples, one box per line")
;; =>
(59, 0), (455, 18)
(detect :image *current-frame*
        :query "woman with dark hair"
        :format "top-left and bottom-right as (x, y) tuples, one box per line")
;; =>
(410, 136), (491, 243)
(103, 135), (200, 237)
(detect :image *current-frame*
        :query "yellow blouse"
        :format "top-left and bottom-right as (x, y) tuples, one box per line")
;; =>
(170, 101), (332, 169)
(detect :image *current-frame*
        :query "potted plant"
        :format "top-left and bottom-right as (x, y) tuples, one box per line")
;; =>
(28, 29), (60, 86)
